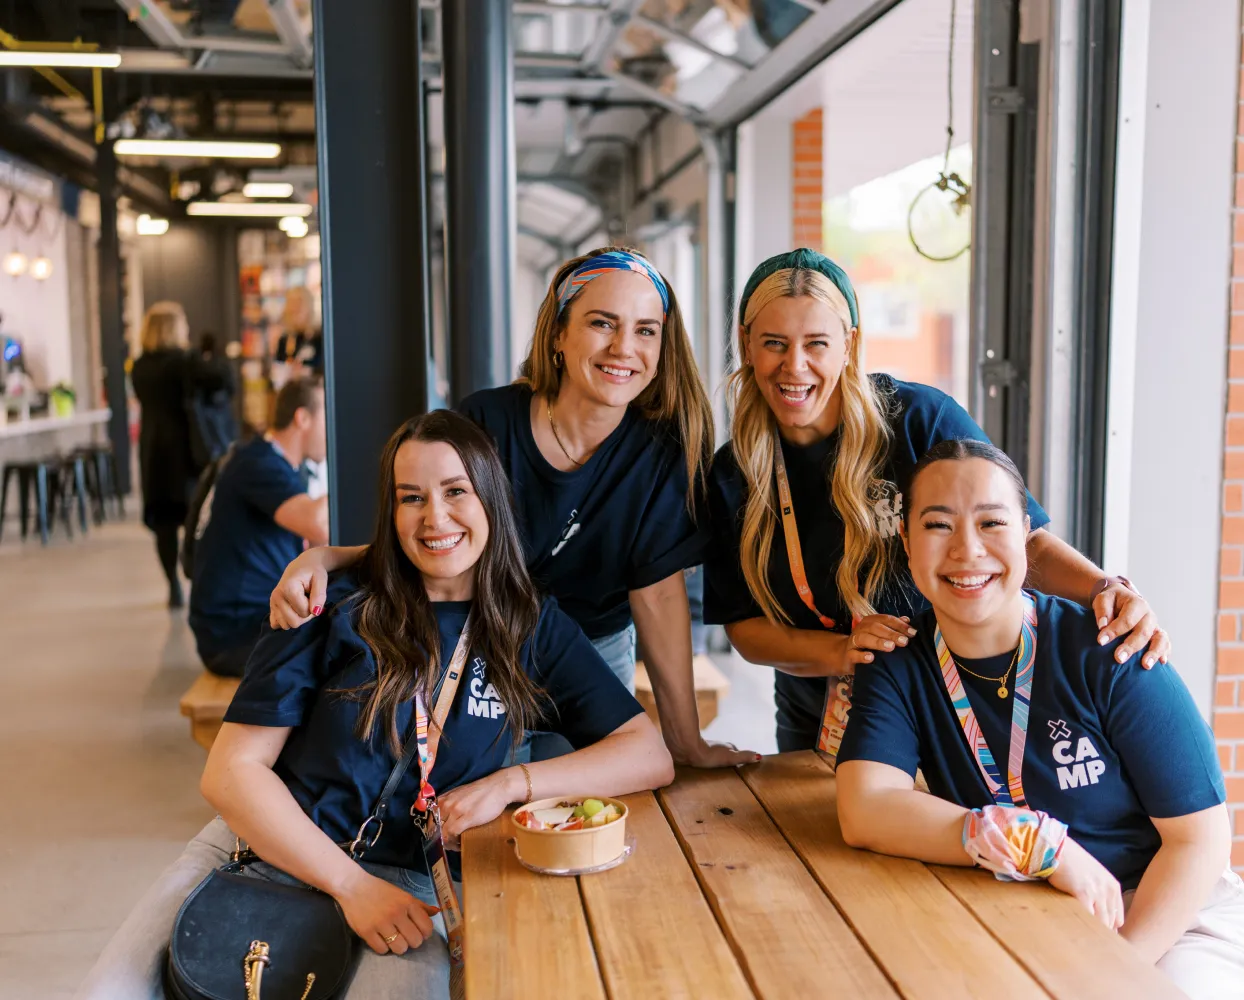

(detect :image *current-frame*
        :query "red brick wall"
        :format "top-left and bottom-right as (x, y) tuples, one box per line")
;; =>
(792, 108), (823, 251)
(1215, 32), (1244, 873)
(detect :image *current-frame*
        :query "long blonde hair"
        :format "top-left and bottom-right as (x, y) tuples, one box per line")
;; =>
(728, 268), (893, 623)
(139, 301), (189, 353)
(517, 246), (713, 504)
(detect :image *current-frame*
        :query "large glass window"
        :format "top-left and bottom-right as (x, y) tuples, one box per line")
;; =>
(734, 0), (975, 405)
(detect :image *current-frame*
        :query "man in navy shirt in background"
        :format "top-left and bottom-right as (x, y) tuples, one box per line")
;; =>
(189, 377), (329, 676)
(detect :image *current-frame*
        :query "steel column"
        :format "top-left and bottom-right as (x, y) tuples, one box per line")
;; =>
(312, 0), (429, 544)
(443, 0), (515, 399)
(96, 87), (131, 495)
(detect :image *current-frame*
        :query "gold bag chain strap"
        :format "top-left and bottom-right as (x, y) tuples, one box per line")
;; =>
(244, 939), (316, 1000)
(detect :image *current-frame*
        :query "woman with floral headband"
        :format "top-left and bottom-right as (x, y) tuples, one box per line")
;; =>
(270, 247), (755, 769)
(703, 248), (1169, 755)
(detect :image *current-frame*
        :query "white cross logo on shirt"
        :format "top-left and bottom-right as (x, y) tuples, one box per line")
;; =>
(1047, 719), (1071, 741)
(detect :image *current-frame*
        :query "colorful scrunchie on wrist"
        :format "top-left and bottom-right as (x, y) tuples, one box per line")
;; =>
(962, 805), (1068, 881)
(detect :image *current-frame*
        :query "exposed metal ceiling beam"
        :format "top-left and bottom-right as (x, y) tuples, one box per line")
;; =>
(790, 0), (826, 10)
(115, 0), (290, 56)
(704, 0), (901, 128)
(632, 13), (750, 70)
(266, 0), (314, 68)
(580, 0), (647, 69)
(514, 2), (609, 13)
(601, 68), (702, 121)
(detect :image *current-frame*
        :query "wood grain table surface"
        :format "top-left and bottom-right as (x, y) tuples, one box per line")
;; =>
(462, 750), (1185, 999)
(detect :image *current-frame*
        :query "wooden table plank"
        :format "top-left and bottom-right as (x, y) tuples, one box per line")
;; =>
(742, 752), (1049, 999)
(660, 766), (898, 999)
(462, 809), (606, 1000)
(579, 792), (756, 1000)
(931, 867), (1189, 1000)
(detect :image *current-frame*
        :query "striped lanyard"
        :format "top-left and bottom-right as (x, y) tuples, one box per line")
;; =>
(934, 591), (1038, 807)
(412, 623), (473, 813)
(773, 433), (837, 630)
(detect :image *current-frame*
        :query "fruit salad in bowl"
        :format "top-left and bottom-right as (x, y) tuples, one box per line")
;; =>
(515, 799), (622, 832)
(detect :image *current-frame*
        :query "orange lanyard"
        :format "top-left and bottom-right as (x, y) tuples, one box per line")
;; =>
(773, 435), (837, 630)
(773, 432), (854, 766)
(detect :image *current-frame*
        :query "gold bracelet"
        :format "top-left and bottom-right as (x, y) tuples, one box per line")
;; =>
(517, 763), (533, 804)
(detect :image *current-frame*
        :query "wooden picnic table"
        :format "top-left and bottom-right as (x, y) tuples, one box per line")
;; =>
(462, 750), (1186, 999)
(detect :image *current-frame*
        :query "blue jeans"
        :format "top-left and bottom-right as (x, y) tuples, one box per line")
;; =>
(513, 623), (637, 764)
(74, 817), (454, 1000)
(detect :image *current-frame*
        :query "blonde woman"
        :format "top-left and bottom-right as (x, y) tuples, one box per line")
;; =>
(704, 249), (1169, 751)
(268, 248), (755, 769)
(131, 301), (229, 607)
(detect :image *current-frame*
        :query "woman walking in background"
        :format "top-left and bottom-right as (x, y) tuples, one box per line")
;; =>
(130, 302), (229, 608)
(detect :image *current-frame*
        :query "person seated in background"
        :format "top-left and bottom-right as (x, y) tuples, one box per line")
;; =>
(835, 439), (1244, 999)
(190, 331), (239, 462)
(188, 376), (329, 677)
(75, 409), (672, 1000)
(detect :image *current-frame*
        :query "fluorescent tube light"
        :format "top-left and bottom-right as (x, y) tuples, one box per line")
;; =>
(186, 201), (313, 218)
(0, 51), (122, 69)
(242, 182), (295, 199)
(115, 139), (281, 159)
(136, 214), (169, 235)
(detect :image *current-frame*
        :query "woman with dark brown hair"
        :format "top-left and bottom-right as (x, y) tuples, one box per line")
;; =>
(76, 409), (672, 1000)
(270, 247), (756, 769)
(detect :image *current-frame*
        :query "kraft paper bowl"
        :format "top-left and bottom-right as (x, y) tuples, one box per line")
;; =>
(511, 796), (629, 871)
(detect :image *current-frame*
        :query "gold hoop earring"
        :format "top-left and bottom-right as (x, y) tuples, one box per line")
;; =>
(553, 351), (565, 369)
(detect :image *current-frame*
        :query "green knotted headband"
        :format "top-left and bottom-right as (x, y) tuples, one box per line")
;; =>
(738, 248), (860, 329)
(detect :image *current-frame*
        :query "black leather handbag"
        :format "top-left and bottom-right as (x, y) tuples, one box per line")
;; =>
(165, 729), (427, 1000)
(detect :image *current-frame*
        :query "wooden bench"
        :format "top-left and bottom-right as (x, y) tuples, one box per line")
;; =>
(179, 672), (242, 750)
(633, 654), (730, 730)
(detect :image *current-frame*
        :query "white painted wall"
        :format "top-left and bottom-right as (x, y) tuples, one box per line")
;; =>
(0, 208), (71, 390)
(1104, 0), (1239, 715)
(735, 116), (793, 296)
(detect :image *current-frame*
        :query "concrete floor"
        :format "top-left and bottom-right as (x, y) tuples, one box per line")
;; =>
(0, 515), (778, 997)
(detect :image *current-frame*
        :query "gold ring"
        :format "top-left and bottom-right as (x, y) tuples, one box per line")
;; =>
(383, 933), (399, 945)
(850, 634), (859, 650)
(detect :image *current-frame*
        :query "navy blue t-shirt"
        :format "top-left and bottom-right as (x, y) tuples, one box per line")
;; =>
(224, 574), (644, 876)
(458, 384), (707, 639)
(189, 437), (306, 658)
(837, 592), (1225, 890)
(704, 375), (1051, 749)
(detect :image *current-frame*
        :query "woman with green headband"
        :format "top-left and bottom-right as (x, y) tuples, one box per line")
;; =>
(268, 247), (756, 770)
(703, 248), (1170, 753)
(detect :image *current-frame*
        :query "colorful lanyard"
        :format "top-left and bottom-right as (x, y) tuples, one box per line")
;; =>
(773, 434), (837, 630)
(411, 623), (473, 989)
(934, 591), (1038, 807)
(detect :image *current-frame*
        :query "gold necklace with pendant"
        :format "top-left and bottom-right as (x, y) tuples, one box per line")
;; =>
(952, 645), (1021, 699)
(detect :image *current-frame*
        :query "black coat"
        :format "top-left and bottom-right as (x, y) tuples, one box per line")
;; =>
(131, 349), (231, 528)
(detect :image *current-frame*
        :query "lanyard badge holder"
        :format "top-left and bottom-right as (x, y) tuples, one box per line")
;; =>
(409, 627), (473, 999)
(772, 436), (854, 767)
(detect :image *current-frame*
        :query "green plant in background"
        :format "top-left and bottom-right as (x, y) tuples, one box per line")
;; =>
(49, 381), (75, 418)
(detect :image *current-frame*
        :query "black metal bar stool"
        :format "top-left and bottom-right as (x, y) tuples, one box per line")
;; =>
(0, 458), (58, 545)
(72, 444), (124, 522)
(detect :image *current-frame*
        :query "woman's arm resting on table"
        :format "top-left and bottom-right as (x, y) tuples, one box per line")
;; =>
(836, 759), (975, 865)
(630, 571), (757, 768)
(437, 712), (674, 843)
(201, 722), (437, 954)
(1025, 528), (1169, 666)
(269, 544), (367, 629)
(1120, 805), (1233, 962)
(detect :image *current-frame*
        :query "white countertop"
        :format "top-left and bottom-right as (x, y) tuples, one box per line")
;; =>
(0, 408), (112, 440)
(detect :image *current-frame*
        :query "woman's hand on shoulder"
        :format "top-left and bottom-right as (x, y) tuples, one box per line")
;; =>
(829, 614), (916, 675)
(334, 868), (439, 955)
(437, 769), (523, 849)
(269, 550), (330, 630)
(1092, 579), (1169, 669)
(1047, 836), (1124, 931)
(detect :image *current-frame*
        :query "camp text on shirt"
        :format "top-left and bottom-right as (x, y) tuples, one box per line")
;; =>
(224, 574), (644, 878)
(836, 592), (1226, 890)
(702, 374), (1051, 750)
